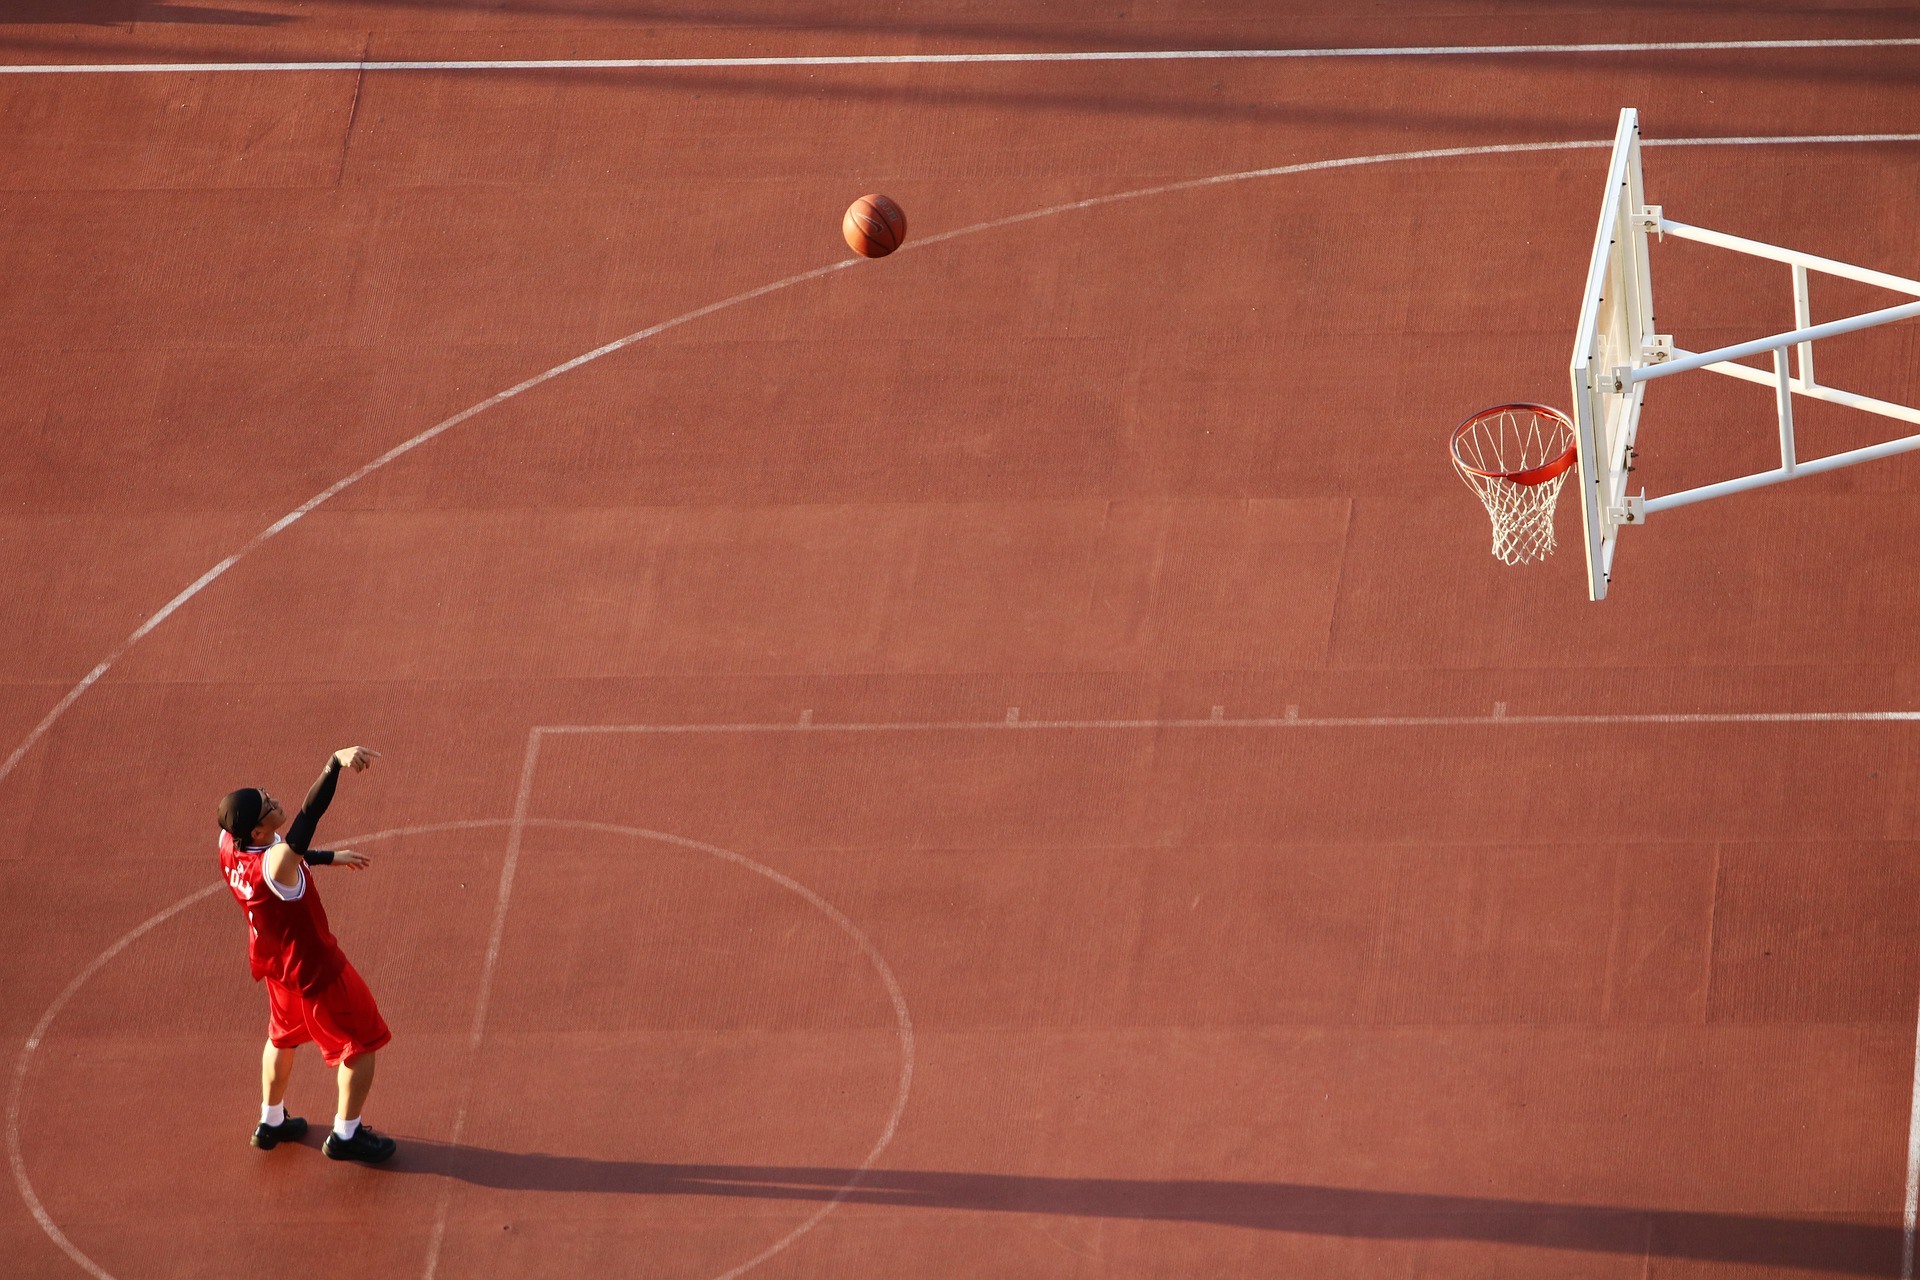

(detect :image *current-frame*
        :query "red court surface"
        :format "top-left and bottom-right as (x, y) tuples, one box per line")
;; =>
(6, 3), (1920, 1277)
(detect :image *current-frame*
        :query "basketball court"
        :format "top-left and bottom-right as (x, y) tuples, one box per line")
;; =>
(5, 5), (1920, 1277)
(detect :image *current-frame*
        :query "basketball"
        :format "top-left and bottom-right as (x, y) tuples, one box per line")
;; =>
(842, 194), (907, 258)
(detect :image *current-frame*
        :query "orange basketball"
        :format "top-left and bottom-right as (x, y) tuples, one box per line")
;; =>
(843, 194), (907, 258)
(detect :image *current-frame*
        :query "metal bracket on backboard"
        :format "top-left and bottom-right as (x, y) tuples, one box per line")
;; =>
(1605, 493), (1647, 528)
(1609, 337), (1673, 392)
(1637, 205), (1664, 238)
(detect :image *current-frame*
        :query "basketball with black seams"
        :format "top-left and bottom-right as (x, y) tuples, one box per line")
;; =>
(843, 194), (907, 257)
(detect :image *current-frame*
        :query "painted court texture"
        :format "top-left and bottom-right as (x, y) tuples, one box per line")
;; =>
(5, 3), (1920, 1277)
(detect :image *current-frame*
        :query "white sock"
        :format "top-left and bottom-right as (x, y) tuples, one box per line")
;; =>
(333, 1115), (360, 1141)
(262, 1103), (285, 1127)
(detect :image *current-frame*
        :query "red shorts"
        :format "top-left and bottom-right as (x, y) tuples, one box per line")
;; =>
(266, 960), (391, 1067)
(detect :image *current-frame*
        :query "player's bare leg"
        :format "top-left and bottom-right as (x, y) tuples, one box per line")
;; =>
(262, 1041), (295, 1107)
(338, 1050), (375, 1122)
(324, 1051), (395, 1164)
(250, 1042), (308, 1150)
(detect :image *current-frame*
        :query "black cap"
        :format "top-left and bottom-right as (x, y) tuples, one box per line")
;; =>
(218, 788), (265, 840)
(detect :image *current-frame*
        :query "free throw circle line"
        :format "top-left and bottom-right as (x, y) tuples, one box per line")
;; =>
(10, 818), (913, 1280)
(5, 882), (226, 1280)
(535, 819), (915, 1280)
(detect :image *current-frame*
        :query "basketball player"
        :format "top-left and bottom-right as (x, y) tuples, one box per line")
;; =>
(218, 746), (396, 1164)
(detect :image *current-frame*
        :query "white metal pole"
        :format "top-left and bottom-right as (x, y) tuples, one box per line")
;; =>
(1645, 428), (1920, 513)
(1792, 264), (1816, 387)
(1774, 348), (1797, 473)
(1690, 357), (1920, 426)
(1660, 218), (1920, 297)
(1628, 299), (1920, 384)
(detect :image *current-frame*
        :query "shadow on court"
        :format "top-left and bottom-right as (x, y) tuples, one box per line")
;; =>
(386, 1140), (1901, 1276)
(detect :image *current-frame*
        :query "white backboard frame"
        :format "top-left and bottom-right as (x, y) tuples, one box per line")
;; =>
(1569, 109), (1657, 601)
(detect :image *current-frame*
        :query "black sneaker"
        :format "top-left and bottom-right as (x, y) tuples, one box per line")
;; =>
(323, 1124), (397, 1164)
(250, 1115), (308, 1150)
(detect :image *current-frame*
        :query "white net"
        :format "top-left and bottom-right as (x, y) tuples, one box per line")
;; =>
(1451, 405), (1578, 565)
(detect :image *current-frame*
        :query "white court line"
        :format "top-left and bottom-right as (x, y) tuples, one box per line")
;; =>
(4, 129), (1915, 803)
(1, 38), (1918, 73)
(408, 726), (915, 1280)
(9, 128), (1920, 794)
(0, 256), (856, 793)
(555, 707), (1920, 1278)
(1908, 990), (1920, 1280)
(417, 731), (545, 1280)
(545, 818), (917, 1280)
(557, 704), (1920, 1278)
(540, 709), (1920, 734)
(7, 127), (1920, 1276)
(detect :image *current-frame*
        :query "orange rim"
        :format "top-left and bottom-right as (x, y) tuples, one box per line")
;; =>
(1449, 403), (1578, 487)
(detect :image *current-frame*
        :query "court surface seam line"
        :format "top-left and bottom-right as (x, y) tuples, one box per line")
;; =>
(2, 38), (1918, 73)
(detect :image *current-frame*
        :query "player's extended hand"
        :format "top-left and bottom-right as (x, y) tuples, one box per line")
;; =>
(334, 849), (371, 870)
(333, 746), (380, 772)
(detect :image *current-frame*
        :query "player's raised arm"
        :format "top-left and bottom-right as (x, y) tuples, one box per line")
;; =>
(285, 747), (380, 855)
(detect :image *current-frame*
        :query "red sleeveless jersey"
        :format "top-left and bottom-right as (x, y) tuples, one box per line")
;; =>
(219, 832), (346, 996)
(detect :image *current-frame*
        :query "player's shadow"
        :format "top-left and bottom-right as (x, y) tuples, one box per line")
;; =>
(391, 1140), (1899, 1276)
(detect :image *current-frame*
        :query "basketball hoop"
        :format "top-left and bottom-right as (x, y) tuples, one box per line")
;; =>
(1450, 403), (1578, 565)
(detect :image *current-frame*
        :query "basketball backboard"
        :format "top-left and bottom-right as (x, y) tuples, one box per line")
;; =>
(1565, 110), (1920, 601)
(1569, 109), (1660, 601)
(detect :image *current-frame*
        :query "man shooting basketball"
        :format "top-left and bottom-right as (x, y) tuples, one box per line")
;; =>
(218, 746), (397, 1164)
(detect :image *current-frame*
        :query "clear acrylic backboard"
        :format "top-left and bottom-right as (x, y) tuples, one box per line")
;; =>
(1569, 109), (1658, 601)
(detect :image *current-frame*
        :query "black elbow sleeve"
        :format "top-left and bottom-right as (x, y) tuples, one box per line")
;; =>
(286, 758), (342, 854)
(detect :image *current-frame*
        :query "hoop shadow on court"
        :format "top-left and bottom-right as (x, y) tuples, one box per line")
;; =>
(387, 1140), (1899, 1276)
